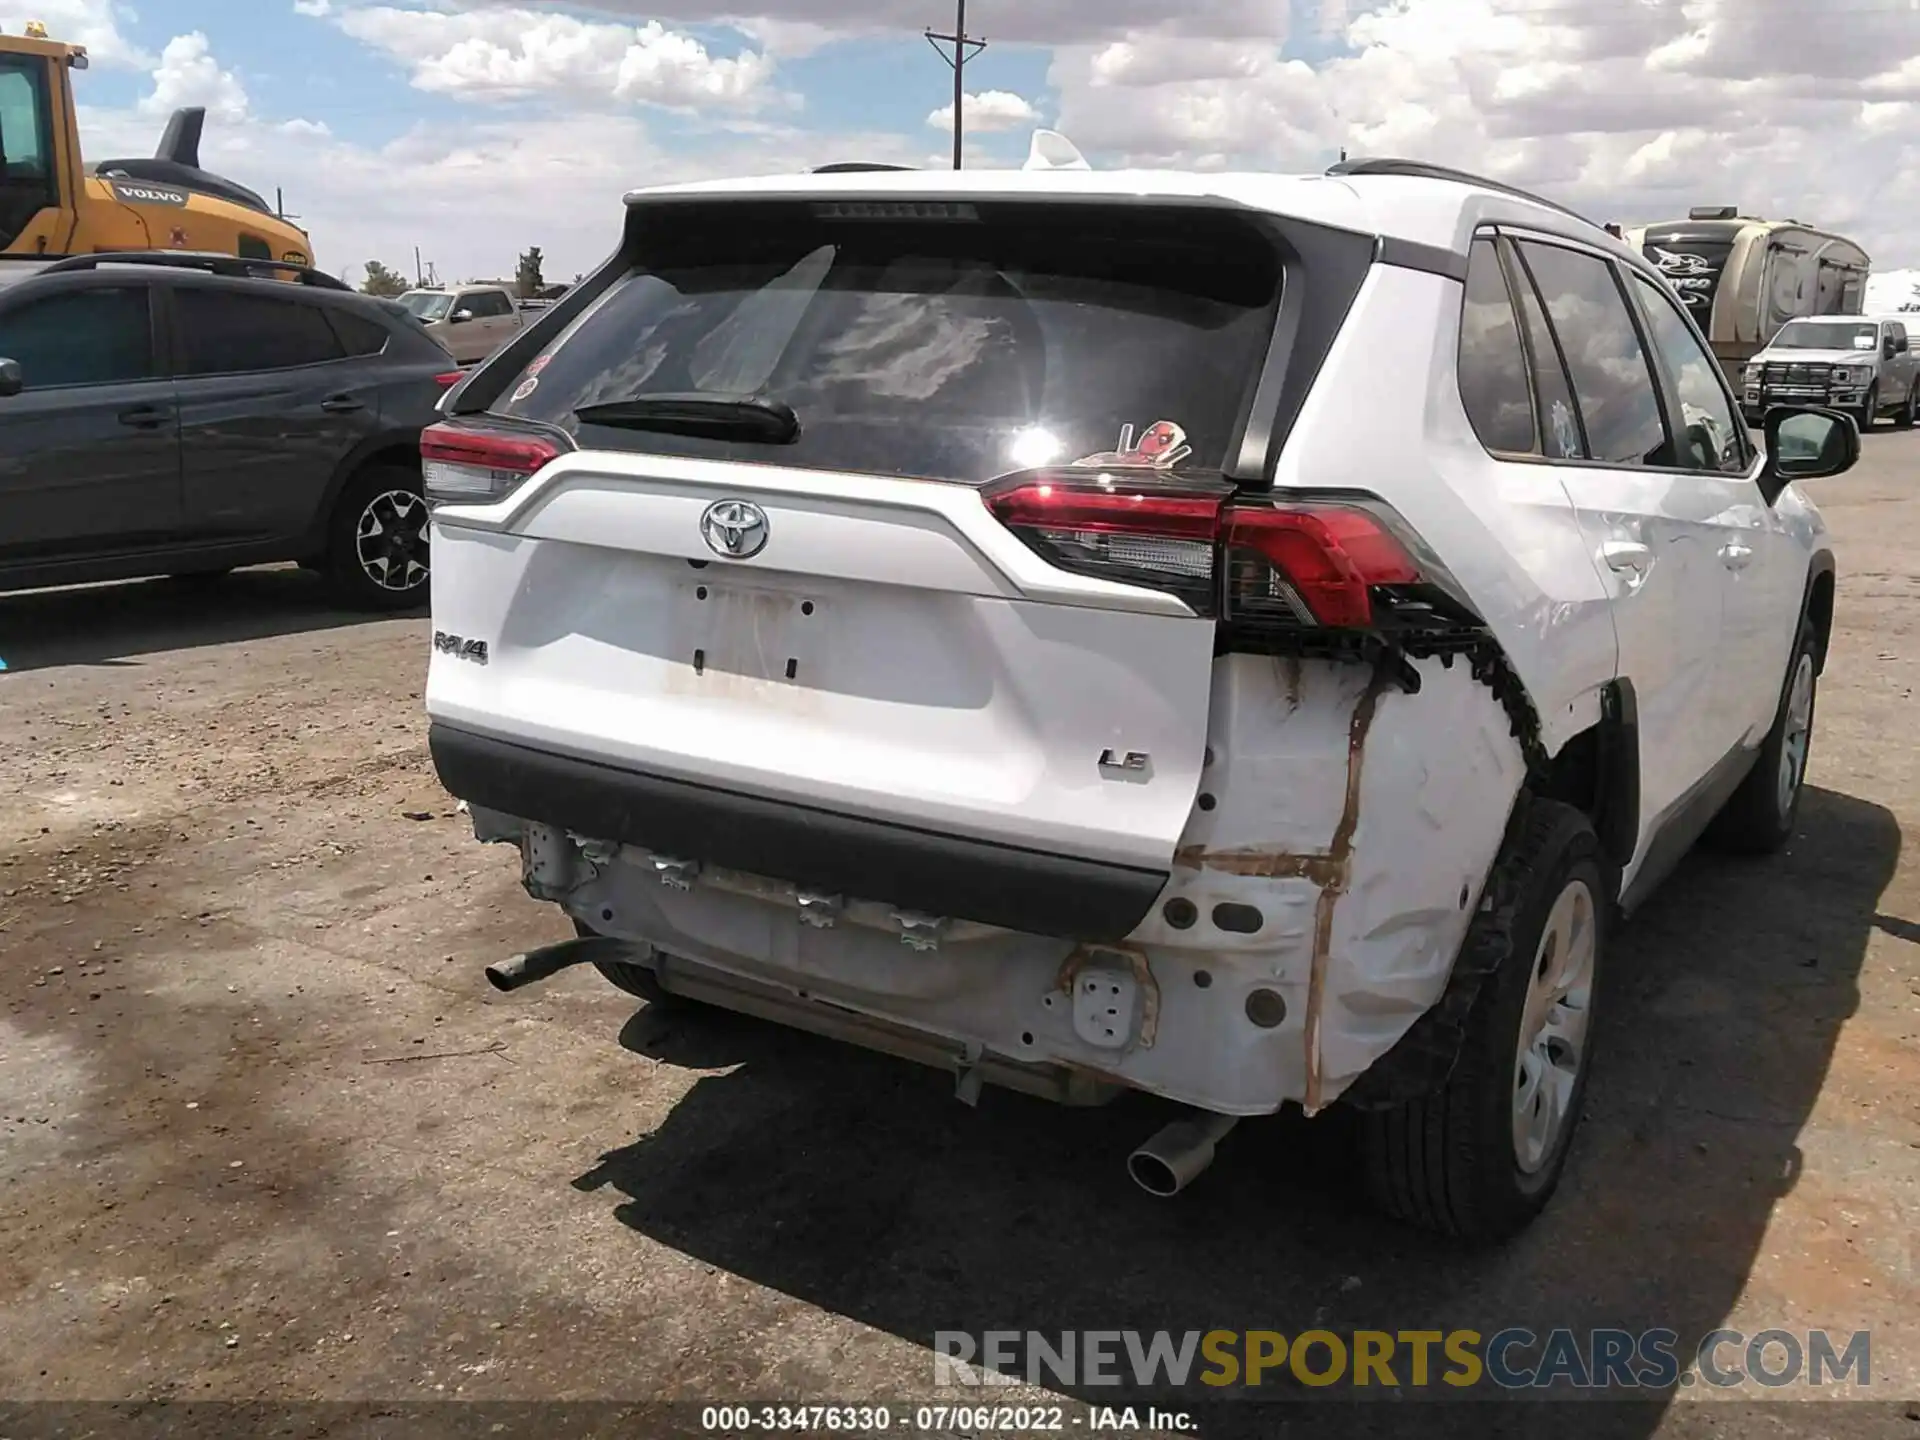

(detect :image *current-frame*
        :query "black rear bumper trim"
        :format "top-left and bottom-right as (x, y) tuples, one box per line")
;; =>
(428, 724), (1167, 942)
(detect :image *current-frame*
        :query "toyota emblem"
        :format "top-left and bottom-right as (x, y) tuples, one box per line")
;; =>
(700, 499), (770, 559)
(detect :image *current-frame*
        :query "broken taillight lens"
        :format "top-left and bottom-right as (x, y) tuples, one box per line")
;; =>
(420, 421), (566, 507)
(982, 471), (1423, 629)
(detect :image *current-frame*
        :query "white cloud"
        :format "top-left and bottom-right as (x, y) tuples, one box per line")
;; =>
(0, 0), (150, 67)
(331, 5), (777, 109)
(927, 89), (1039, 135)
(137, 32), (251, 123)
(1038, 0), (1920, 264)
(292, 0), (333, 15)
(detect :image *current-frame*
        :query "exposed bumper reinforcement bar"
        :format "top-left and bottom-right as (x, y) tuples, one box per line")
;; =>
(651, 950), (1124, 1107)
(428, 723), (1167, 942)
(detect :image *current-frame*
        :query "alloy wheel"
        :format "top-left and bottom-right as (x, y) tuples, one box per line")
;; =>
(354, 489), (431, 594)
(1512, 878), (1597, 1176)
(1776, 652), (1816, 816)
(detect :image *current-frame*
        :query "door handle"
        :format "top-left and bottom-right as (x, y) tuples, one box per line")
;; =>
(1719, 541), (1755, 570)
(320, 394), (365, 414)
(1601, 539), (1653, 575)
(117, 404), (169, 429)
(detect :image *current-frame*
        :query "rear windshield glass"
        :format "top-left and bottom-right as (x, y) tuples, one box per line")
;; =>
(489, 201), (1283, 484)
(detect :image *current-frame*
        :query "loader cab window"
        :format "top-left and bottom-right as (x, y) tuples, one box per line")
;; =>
(0, 56), (58, 251)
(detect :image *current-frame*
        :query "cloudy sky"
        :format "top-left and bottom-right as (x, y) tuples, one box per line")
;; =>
(11, 0), (1920, 286)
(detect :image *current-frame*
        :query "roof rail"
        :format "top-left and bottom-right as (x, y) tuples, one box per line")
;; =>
(812, 162), (917, 173)
(33, 251), (353, 290)
(1326, 157), (1593, 226)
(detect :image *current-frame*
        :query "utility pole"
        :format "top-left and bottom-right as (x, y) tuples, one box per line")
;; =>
(414, 246), (424, 287)
(925, 0), (985, 170)
(275, 186), (299, 223)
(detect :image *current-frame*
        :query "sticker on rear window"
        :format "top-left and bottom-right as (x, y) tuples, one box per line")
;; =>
(1072, 419), (1193, 470)
(526, 353), (553, 376)
(511, 376), (540, 403)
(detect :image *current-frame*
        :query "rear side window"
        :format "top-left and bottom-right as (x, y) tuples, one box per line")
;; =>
(325, 307), (392, 357)
(464, 291), (513, 318)
(174, 289), (347, 376)
(0, 286), (153, 387)
(1457, 238), (1536, 454)
(1513, 241), (1667, 467)
(492, 201), (1283, 484)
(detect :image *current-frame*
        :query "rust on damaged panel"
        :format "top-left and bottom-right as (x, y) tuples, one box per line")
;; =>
(1053, 943), (1161, 1049)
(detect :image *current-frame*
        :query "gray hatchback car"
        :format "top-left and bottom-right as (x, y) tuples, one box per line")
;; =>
(0, 252), (460, 609)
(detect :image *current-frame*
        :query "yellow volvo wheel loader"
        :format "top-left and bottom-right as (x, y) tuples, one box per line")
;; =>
(0, 21), (315, 280)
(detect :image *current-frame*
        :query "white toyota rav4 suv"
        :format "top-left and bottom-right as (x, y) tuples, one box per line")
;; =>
(419, 154), (1856, 1243)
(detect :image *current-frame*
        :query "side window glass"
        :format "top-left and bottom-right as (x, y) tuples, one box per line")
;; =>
(1515, 241), (1667, 467)
(1631, 274), (1747, 474)
(324, 307), (392, 357)
(1508, 258), (1586, 459)
(1457, 237), (1537, 454)
(0, 57), (57, 251)
(174, 289), (347, 375)
(0, 287), (153, 388)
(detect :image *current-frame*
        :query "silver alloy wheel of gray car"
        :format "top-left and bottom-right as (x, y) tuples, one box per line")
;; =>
(1776, 650), (1817, 816)
(1512, 876), (1596, 1176)
(354, 489), (431, 593)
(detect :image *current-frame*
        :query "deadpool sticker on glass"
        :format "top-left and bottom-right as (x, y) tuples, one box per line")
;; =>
(1071, 420), (1193, 470)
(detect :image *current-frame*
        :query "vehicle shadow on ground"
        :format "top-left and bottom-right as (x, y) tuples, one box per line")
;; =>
(0, 567), (421, 672)
(573, 786), (1896, 1437)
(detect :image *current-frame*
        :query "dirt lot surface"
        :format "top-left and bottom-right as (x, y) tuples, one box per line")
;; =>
(2, 436), (1919, 1439)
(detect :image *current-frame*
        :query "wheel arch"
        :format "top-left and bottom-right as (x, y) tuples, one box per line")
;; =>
(301, 430), (426, 556)
(1803, 551), (1836, 675)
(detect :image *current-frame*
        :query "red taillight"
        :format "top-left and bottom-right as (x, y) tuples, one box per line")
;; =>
(433, 370), (465, 388)
(1224, 505), (1421, 629)
(982, 471), (1421, 629)
(420, 422), (563, 505)
(983, 473), (1227, 613)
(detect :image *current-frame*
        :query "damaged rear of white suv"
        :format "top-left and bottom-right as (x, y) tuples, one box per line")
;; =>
(422, 155), (1855, 1243)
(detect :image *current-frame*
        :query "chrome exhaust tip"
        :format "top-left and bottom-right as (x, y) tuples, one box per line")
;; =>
(1127, 1111), (1239, 1197)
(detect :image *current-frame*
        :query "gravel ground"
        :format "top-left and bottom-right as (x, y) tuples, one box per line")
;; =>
(1, 435), (1917, 1439)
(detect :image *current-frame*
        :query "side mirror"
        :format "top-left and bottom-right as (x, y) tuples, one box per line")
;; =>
(1761, 406), (1857, 501)
(451, 308), (475, 324)
(1884, 337), (1898, 360)
(0, 357), (20, 398)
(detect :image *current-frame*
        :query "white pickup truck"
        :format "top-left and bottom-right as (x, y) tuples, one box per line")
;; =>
(395, 284), (524, 365)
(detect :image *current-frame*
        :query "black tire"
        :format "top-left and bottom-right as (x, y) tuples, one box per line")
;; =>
(1856, 384), (1877, 434)
(323, 463), (431, 611)
(1899, 384), (1918, 431)
(573, 917), (680, 1007)
(1358, 799), (1607, 1245)
(1703, 615), (1818, 856)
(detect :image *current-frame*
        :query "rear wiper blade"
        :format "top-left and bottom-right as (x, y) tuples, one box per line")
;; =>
(572, 392), (800, 443)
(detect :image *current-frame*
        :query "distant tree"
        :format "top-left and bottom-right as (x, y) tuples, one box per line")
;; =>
(515, 246), (545, 299)
(361, 261), (408, 298)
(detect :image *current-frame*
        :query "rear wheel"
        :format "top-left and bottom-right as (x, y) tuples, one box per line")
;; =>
(1704, 615), (1818, 855)
(324, 463), (431, 611)
(1358, 800), (1606, 1244)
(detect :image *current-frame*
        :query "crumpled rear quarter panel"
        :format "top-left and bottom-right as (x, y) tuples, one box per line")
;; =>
(1153, 653), (1527, 1112)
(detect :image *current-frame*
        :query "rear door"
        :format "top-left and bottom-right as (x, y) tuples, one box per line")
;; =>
(0, 281), (182, 563)
(429, 201), (1287, 871)
(1504, 234), (1735, 859)
(167, 282), (380, 541)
